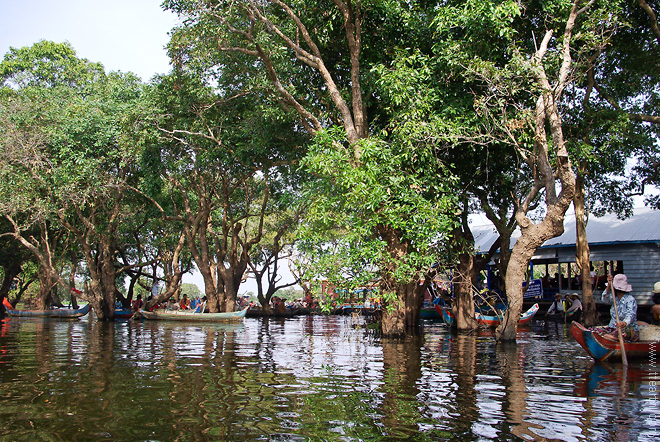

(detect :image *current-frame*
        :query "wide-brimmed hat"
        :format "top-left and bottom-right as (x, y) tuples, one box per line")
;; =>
(653, 281), (660, 294)
(612, 274), (633, 292)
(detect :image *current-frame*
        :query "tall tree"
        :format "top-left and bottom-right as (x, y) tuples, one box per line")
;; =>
(431, 0), (627, 340)
(145, 71), (307, 312)
(0, 42), (151, 318)
(164, 0), (459, 335)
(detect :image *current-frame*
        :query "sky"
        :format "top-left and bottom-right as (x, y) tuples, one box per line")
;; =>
(0, 0), (178, 82)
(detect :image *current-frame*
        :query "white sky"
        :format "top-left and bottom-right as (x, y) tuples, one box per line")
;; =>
(0, 0), (177, 82)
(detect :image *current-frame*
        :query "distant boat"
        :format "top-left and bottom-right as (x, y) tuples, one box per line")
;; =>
(114, 308), (135, 319)
(476, 303), (539, 328)
(5, 303), (91, 319)
(570, 322), (657, 362)
(434, 304), (455, 326)
(436, 303), (539, 328)
(420, 304), (442, 320)
(138, 307), (248, 322)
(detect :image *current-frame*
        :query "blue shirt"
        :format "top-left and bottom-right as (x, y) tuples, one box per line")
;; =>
(608, 293), (638, 330)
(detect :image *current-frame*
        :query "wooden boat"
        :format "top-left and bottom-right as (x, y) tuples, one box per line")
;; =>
(421, 303), (442, 320)
(475, 303), (539, 327)
(5, 303), (91, 318)
(570, 322), (657, 362)
(114, 308), (135, 319)
(434, 304), (455, 326)
(138, 306), (248, 322)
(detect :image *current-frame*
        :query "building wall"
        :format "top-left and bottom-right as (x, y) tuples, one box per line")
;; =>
(552, 242), (660, 305)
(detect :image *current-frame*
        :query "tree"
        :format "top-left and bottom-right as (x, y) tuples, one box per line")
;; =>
(0, 41), (154, 318)
(145, 70), (307, 313)
(163, 0), (459, 335)
(430, 0), (630, 340)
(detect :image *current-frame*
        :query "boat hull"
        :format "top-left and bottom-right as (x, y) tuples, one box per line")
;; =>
(114, 308), (135, 319)
(139, 307), (248, 322)
(476, 303), (539, 328)
(6, 303), (91, 318)
(434, 304), (455, 326)
(570, 322), (657, 362)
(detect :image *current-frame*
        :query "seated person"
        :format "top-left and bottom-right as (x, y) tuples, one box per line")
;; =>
(652, 282), (660, 324)
(592, 274), (639, 342)
(167, 298), (180, 310)
(131, 294), (143, 312)
(546, 293), (565, 315)
(180, 294), (191, 310)
(565, 294), (582, 319)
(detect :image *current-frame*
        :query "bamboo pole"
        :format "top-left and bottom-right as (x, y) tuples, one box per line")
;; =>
(609, 263), (628, 366)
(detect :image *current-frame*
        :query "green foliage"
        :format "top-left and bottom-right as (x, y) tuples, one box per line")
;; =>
(299, 128), (458, 292)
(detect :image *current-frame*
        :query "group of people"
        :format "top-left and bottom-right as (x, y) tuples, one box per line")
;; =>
(545, 292), (583, 320)
(167, 294), (206, 312)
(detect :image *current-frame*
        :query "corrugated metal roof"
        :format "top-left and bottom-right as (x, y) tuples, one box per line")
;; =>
(471, 207), (660, 253)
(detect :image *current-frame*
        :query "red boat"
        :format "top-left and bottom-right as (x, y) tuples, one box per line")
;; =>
(570, 322), (657, 362)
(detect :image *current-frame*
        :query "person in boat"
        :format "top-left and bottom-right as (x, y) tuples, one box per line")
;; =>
(565, 294), (582, 320)
(180, 294), (191, 310)
(131, 294), (143, 312)
(167, 297), (180, 310)
(593, 274), (639, 342)
(545, 293), (565, 316)
(651, 282), (660, 325)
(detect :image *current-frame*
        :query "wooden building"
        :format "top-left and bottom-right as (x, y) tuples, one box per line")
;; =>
(472, 207), (660, 307)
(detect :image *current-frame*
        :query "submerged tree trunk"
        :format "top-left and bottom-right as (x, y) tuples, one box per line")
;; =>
(454, 249), (478, 332)
(574, 168), (597, 326)
(496, 1), (587, 341)
(380, 281), (425, 337)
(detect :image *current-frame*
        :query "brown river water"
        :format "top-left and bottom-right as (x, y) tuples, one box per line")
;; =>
(0, 314), (658, 441)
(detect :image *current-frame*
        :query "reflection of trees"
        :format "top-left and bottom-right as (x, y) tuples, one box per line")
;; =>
(449, 334), (479, 438)
(380, 335), (423, 438)
(497, 343), (531, 440)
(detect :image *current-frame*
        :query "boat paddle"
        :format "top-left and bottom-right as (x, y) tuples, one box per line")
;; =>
(609, 263), (628, 366)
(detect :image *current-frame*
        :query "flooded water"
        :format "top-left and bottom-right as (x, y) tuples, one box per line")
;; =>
(0, 315), (658, 442)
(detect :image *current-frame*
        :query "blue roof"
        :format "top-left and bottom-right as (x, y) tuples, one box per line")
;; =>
(471, 207), (660, 253)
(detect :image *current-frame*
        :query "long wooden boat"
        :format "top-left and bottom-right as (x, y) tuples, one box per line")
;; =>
(475, 303), (539, 328)
(5, 303), (91, 318)
(570, 322), (657, 362)
(138, 307), (248, 322)
(114, 308), (135, 319)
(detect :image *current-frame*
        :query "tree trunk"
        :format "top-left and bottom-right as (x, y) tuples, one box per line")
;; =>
(380, 281), (424, 337)
(36, 266), (58, 310)
(454, 251), (478, 331)
(0, 262), (22, 299)
(574, 168), (596, 326)
(497, 209), (569, 341)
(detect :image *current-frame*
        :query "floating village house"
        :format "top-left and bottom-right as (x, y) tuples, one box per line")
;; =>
(472, 207), (660, 311)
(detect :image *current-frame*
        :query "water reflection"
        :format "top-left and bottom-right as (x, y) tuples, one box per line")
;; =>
(0, 316), (658, 441)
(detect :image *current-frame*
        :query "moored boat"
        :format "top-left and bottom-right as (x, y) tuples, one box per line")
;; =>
(114, 308), (135, 319)
(5, 303), (91, 318)
(138, 306), (248, 322)
(570, 322), (658, 362)
(475, 303), (539, 328)
(421, 304), (442, 320)
(434, 304), (455, 326)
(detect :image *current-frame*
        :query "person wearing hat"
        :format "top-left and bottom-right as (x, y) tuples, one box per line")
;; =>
(652, 281), (660, 324)
(565, 294), (582, 321)
(594, 274), (639, 342)
(546, 293), (565, 316)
